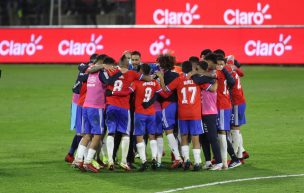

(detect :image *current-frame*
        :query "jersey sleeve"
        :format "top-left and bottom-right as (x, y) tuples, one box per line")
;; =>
(200, 83), (212, 91)
(128, 81), (137, 93)
(130, 70), (143, 81)
(155, 82), (162, 93)
(99, 70), (122, 85)
(166, 77), (179, 92)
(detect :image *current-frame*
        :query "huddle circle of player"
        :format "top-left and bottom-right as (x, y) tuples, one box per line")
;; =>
(65, 49), (249, 173)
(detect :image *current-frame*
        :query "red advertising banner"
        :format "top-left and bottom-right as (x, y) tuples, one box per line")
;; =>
(136, 0), (304, 25)
(0, 28), (303, 64)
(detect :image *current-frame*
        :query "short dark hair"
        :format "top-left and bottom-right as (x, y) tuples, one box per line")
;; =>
(198, 61), (209, 71)
(90, 53), (99, 63)
(189, 56), (199, 64)
(131, 50), (141, 57)
(181, 61), (192, 73)
(200, 49), (212, 57)
(157, 54), (176, 71)
(140, 63), (151, 75)
(216, 55), (226, 63)
(103, 57), (115, 65)
(214, 49), (225, 57)
(204, 53), (217, 64)
(95, 54), (108, 63)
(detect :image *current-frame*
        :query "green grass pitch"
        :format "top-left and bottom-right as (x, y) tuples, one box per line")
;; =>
(0, 65), (303, 193)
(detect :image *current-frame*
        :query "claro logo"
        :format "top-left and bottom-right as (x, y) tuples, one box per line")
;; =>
(153, 3), (200, 25)
(224, 3), (272, 25)
(0, 34), (43, 56)
(58, 34), (104, 56)
(245, 34), (292, 56)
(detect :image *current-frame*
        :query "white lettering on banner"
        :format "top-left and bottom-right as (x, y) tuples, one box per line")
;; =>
(224, 3), (272, 25)
(153, 3), (200, 25)
(245, 34), (292, 56)
(0, 34), (43, 56)
(150, 35), (171, 56)
(58, 34), (104, 56)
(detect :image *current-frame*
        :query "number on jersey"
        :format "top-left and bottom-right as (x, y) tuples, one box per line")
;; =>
(235, 73), (242, 89)
(223, 80), (229, 95)
(143, 87), (152, 102)
(113, 80), (123, 91)
(181, 86), (197, 104)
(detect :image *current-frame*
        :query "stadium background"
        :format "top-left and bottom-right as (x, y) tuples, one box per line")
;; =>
(0, 1), (304, 193)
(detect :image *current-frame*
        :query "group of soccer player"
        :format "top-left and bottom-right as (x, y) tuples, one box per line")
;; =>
(64, 49), (249, 173)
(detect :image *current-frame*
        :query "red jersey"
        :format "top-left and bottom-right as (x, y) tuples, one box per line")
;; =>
(231, 71), (246, 105)
(166, 74), (202, 120)
(130, 80), (162, 115)
(77, 82), (87, 106)
(106, 70), (142, 109)
(216, 69), (232, 110)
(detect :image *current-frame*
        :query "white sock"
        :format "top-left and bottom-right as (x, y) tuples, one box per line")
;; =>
(218, 134), (228, 168)
(84, 148), (96, 164)
(167, 133), (181, 160)
(107, 136), (114, 164)
(150, 140), (158, 160)
(75, 144), (87, 161)
(101, 138), (107, 158)
(181, 145), (190, 161)
(157, 137), (164, 163)
(136, 142), (146, 163)
(121, 136), (130, 164)
(239, 133), (245, 152)
(84, 141), (90, 160)
(231, 130), (241, 155)
(206, 160), (212, 166)
(193, 149), (201, 164)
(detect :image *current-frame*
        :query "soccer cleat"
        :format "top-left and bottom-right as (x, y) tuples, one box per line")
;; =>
(108, 163), (115, 171)
(203, 163), (213, 170)
(157, 162), (166, 169)
(183, 159), (192, 171)
(239, 158), (245, 164)
(193, 163), (201, 171)
(209, 163), (223, 171)
(138, 162), (148, 172)
(92, 160), (101, 170)
(211, 159), (216, 165)
(171, 160), (183, 169)
(228, 160), (242, 169)
(84, 163), (100, 173)
(65, 154), (74, 164)
(170, 152), (175, 162)
(73, 160), (86, 172)
(243, 151), (250, 159)
(127, 162), (138, 169)
(119, 162), (131, 171)
(96, 159), (107, 169)
(151, 159), (158, 170)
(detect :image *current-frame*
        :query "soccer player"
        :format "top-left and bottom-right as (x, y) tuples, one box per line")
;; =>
(205, 53), (241, 169)
(189, 56), (200, 70)
(104, 56), (153, 171)
(155, 54), (183, 168)
(73, 56), (122, 173)
(129, 50), (142, 71)
(227, 57), (249, 161)
(65, 54), (98, 163)
(158, 61), (205, 171)
(109, 64), (163, 171)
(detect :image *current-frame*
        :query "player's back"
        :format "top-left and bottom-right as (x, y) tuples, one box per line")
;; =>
(175, 74), (201, 120)
(132, 80), (161, 115)
(107, 70), (141, 109)
(231, 71), (246, 105)
(216, 70), (232, 110)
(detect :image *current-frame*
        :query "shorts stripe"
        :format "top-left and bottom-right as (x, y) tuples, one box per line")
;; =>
(127, 110), (131, 135)
(162, 109), (169, 128)
(81, 114), (85, 134)
(234, 105), (239, 126)
(98, 109), (104, 134)
(220, 110), (224, 130)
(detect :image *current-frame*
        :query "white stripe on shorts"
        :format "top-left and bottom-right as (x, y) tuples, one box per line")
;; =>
(126, 110), (131, 135)
(220, 110), (225, 130)
(162, 109), (169, 128)
(98, 109), (104, 134)
(234, 105), (239, 126)
(81, 114), (85, 134)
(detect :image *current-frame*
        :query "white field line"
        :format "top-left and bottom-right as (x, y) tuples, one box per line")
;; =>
(156, 174), (304, 193)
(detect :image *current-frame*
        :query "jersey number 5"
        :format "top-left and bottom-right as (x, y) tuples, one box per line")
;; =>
(181, 87), (197, 104)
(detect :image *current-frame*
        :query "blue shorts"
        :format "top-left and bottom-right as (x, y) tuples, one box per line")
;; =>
(162, 102), (177, 130)
(106, 105), (131, 135)
(83, 107), (105, 135)
(134, 113), (156, 136)
(155, 111), (163, 135)
(70, 102), (78, 130)
(75, 105), (85, 134)
(231, 103), (246, 126)
(178, 120), (204, 135)
(217, 109), (232, 131)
